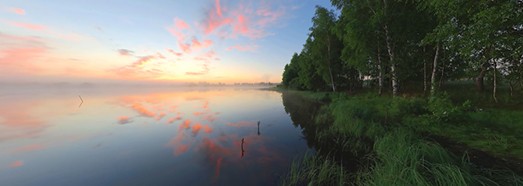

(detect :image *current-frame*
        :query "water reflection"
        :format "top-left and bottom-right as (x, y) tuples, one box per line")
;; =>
(0, 88), (311, 185)
(241, 138), (246, 158)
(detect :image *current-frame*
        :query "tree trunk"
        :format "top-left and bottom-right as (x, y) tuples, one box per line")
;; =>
(430, 44), (439, 96)
(439, 61), (445, 88)
(476, 62), (488, 92)
(384, 25), (398, 96)
(327, 36), (336, 92)
(328, 65), (336, 92)
(423, 47), (427, 94)
(377, 41), (383, 96)
(493, 60), (498, 103)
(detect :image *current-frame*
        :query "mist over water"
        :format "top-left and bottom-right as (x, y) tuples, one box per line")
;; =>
(0, 87), (310, 185)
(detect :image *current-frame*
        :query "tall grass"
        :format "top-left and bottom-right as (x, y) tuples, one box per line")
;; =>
(281, 90), (523, 185)
(360, 129), (481, 185)
(281, 154), (348, 186)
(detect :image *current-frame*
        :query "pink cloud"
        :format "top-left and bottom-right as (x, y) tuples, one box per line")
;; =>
(168, 28), (185, 42)
(168, 18), (216, 54)
(233, 15), (249, 35)
(178, 43), (191, 53)
(9, 7), (26, 15)
(175, 18), (189, 30)
(167, 49), (183, 57)
(118, 49), (134, 56)
(0, 46), (47, 75)
(191, 38), (213, 50)
(156, 52), (166, 59)
(10, 160), (24, 168)
(11, 144), (45, 153)
(118, 116), (132, 124)
(132, 55), (155, 67)
(256, 7), (285, 27)
(0, 33), (45, 47)
(192, 50), (219, 64)
(203, 12), (232, 34)
(0, 47), (47, 64)
(7, 21), (47, 31)
(215, 0), (223, 17)
(167, 18), (189, 42)
(176, 38), (213, 54)
(111, 51), (168, 79)
(198, 1), (284, 39)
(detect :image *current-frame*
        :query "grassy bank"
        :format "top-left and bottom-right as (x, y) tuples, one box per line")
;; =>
(280, 90), (523, 185)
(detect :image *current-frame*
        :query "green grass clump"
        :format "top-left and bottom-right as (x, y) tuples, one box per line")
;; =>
(282, 154), (348, 186)
(359, 129), (480, 186)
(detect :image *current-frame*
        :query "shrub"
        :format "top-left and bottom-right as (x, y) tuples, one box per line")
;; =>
(428, 93), (471, 123)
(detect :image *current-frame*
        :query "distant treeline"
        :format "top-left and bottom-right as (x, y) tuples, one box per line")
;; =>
(282, 0), (523, 100)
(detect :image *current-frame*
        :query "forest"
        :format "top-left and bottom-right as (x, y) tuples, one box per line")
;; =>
(282, 0), (523, 101)
(279, 0), (523, 185)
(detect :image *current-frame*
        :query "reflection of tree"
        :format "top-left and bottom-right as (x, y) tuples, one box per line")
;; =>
(257, 121), (260, 136)
(241, 138), (245, 158)
(282, 92), (374, 172)
(281, 92), (325, 149)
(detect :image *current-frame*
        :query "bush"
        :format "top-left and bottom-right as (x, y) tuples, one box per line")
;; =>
(428, 93), (471, 123)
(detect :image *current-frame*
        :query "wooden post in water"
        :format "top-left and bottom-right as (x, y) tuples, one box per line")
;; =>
(241, 138), (245, 158)
(257, 121), (261, 136)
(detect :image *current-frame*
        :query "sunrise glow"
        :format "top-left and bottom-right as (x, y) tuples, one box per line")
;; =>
(0, 1), (332, 84)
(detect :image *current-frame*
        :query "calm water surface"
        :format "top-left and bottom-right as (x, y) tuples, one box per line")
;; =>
(0, 87), (311, 185)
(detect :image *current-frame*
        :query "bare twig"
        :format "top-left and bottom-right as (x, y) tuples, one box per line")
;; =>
(78, 95), (84, 108)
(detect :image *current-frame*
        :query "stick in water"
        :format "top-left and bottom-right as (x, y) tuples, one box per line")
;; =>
(78, 95), (84, 108)
(257, 121), (261, 136)
(241, 138), (245, 158)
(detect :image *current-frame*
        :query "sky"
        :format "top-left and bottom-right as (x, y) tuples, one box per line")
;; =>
(0, 0), (333, 84)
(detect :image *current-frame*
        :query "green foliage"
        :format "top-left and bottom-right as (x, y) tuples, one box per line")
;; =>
(282, 0), (523, 99)
(427, 93), (471, 123)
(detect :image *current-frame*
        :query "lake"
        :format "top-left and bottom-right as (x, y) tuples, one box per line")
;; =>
(0, 87), (312, 186)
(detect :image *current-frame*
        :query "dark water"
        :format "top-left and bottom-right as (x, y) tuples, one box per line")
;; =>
(0, 87), (312, 185)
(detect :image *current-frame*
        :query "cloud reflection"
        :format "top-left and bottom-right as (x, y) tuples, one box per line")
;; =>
(115, 90), (286, 182)
(131, 103), (155, 117)
(9, 160), (24, 168)
(11, 144), (45, 153)
(117, 116), (132, 125)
